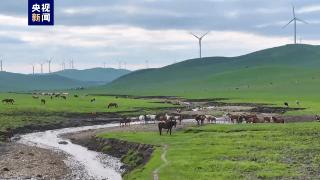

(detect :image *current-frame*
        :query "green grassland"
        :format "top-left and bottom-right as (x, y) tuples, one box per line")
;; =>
(100, 123), (320, 179)
(0, 93), (175, 139)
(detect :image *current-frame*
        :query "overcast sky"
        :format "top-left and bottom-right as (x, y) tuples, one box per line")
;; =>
(1, 0), (320, 73)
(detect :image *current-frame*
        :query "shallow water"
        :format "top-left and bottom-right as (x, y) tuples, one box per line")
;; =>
(18, 123), (136, 180)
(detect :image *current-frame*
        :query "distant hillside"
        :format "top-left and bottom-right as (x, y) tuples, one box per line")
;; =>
(53, 68), (130, 84)
(97, 44), (320, 96)
(0, 72), (92, 92)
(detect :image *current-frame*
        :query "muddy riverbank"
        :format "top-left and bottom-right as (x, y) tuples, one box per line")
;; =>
(0, 143), (71, 179)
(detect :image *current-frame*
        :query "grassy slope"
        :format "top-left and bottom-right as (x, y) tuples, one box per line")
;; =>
(89, 44), (320, 115)
(100, 123), (320, 179)
(0, 72), (92, 92)
(0, 93), (175, 139)
(53, 68), (130, 83)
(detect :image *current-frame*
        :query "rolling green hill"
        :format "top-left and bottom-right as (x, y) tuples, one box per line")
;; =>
(0, 72), (92, 92)
(53, 68), (130, 84)
(96, 44), (320, 101)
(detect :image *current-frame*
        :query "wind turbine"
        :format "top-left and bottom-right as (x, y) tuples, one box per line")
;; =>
(283, 6), (308, 44)
(190, 31), (210, 58)
(40, 63), (44, 74)
(48, 57), (53, 73)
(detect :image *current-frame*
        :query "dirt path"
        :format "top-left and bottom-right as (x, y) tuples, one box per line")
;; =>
(153, 144), (169, 180)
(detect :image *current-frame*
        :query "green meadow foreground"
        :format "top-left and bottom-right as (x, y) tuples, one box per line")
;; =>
(100, 123), (320, 179)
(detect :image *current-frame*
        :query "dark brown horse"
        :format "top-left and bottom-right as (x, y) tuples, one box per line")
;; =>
(195, 115), (206, 125)
(2, 99), (14, 104)
(120, 117), (131, 127)
(108, 103), (118, 108)
(61, 96), (67, 100)
(41, 99), (46, 104)
(158, 120), (177, 135)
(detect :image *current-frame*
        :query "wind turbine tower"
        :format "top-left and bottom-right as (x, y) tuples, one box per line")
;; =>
(283, 6), (308, 44)
(32, 64), (35, 75)
(40, 63), (43, 74)
(48, 57), (53, 73)
(190, 31), (210, 58)
(0, 59), (2, 72)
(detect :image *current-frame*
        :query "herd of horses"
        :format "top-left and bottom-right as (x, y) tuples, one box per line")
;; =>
(118, 112), (289, 136)
(2, 95), (119, 110)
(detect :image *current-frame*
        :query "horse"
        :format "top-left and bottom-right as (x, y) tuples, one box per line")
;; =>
(108, 103), (118, 108)
(61, 96), (67, 100)
(271, 116), (285, 123)
(264, 117), (272, 123)
(2, 99), (14, 104)
(120, 117), (131, 127)
(226, 113), (240, 124)
(284, 102), (289, 107)
(90, 98), (96, 103)
(205, 115), (216, 124)
(245, 114), (260, 123)
(41, 99), (46, 105)
(158, 120), (177, 135)
(195, 115), (206, 125)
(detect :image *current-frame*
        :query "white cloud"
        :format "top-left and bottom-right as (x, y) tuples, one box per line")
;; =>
(297, 4), (320, 14)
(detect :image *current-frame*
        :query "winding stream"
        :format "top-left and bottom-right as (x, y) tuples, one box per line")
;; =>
(17, 123), (131, 180)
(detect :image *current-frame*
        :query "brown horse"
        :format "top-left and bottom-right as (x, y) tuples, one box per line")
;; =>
(271, 116), (285, 123)
(245, 114), (260, 123)
(108, 103), (118, 108)
(205, 115), (216, 124)
(120, 117), (131, 127)
(226, 114), (240, 124)
(264, 117), (272, 123)
(158, 120), (177, 135)
(195, 115), (206, 125)
(2, 99), (14, 104)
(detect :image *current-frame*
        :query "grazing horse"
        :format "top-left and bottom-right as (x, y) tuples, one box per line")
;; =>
(108, 103), (118, 108)
(41, 99), (46, 105)
(158, 120), (177, 135)
(2, 99), (14, 104)
(195, 115), (206, 125)
(90, 98), (96, 103)
(61, 96), (67, 100)
(120, 117), (131, 127)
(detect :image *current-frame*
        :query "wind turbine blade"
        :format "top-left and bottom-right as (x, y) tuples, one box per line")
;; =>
(201, 31), (210, 38)
(282, 19), (294, 28)
(190, 32), (200, 39)
(296, 18), (308, 24)
(292, 6), (296, 18)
